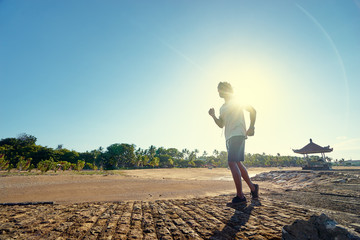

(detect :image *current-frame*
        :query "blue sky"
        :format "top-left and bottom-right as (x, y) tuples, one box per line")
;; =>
(1, 0), (360, 160)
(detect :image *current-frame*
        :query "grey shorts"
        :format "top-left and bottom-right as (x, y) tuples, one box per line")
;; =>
(226, 135), (246, 162)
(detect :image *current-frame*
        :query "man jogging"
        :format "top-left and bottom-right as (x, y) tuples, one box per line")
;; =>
(209, 82), (259, 204)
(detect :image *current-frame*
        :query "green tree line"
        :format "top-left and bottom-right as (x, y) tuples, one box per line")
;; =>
(0, 133), (308, 172)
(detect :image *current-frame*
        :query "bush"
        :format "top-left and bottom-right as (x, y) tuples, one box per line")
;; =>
(70, 163), (76, 170)
(0, 154), (9, 170)
(52, 162), (61, 173)
(16, 157), (32, 171)
(59, 161), (71, 171)
(7, 164), (14, 172)
(86, 162), (98, 170)
(28, 164), (35, 172)
(75, 160), (85, 171)
(37, 159), (56, 173)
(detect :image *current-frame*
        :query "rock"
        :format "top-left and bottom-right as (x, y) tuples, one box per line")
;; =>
(347, 178), (357, 182)
(282, 219), (319, 240)
(351, 223), (360, 233)
(0, 223), (14, 233)
(331, 179), (346, 183)
(282, 214), (360, 240)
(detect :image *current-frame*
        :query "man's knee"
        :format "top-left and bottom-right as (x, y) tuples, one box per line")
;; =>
(228, 161), (241, 172)
(236, 161), (246, 169)
(228, 161), (236, 168)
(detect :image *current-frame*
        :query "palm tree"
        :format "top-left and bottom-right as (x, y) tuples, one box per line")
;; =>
(149, 156), (159, 168)
(213, 149), (219, 157)
(202, 151), (208, 157)
(194, 149), (199, 158)
(182, 149), (190, 160)
(148, 145), (156, 160)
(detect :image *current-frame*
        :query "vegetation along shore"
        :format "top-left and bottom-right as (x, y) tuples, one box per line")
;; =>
(1, 133), (343, 173)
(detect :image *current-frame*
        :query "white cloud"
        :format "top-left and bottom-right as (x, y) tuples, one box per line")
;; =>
(333, 138), (360, 151)
(336, 136), (348, 140)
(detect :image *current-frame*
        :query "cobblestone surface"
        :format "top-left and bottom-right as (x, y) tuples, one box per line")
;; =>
(1, 195), (353, 240)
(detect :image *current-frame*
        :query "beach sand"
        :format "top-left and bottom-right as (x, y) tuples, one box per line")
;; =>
(0, 167), (359, 239)
(0, 167), (300, 204)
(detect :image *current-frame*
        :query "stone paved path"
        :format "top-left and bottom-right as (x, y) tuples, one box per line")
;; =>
(0, 195), (323, 240)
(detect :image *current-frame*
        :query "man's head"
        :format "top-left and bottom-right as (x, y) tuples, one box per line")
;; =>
(217, 82), (233, 98)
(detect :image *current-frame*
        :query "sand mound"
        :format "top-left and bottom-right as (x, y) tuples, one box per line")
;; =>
(251, 170), (360, 190)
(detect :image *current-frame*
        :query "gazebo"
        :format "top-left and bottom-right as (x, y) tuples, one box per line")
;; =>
(293, 139), (333, 170)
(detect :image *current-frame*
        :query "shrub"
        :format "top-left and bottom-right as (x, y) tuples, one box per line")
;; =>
(0, 154), (9, 171)
(16, 157), (32, 171)
(70, 163), (76, 170)
(75, 160), (85, 171)
(7, 164), (14, 172)
(52, 162), (61, 173)
(58, 161), (71, 171)
(28, 164), (35, 172)
(37, 159), (56, 173)
(86, 162), (98, 170)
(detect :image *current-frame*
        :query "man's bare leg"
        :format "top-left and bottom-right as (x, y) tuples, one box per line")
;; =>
(236, 161), (255, 192)
(228, 161), (245, 198)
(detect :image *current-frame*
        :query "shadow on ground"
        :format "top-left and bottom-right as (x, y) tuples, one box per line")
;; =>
(210, 199), (261, 239)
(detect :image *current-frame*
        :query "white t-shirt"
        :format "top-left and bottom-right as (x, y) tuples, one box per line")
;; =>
(219, 99), (246, 140)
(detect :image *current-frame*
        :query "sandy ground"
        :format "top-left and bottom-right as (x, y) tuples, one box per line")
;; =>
(0, 167), (359, 239)
(0, 167), (299, 204)
(119, 167), (298, 180)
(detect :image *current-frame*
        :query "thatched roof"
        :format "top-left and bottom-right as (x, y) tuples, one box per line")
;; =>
(293, 139), (333, 154)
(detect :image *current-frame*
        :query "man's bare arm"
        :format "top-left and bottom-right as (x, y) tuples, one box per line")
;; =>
(245, 105), (256, 136)
(208, 108), (224, 128)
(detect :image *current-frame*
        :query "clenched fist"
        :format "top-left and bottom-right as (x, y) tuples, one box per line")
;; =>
(208, 108), (215, 117)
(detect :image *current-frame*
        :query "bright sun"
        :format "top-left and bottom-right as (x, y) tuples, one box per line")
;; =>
(206, 57), (278, 110)
(202, 54), (282, 141)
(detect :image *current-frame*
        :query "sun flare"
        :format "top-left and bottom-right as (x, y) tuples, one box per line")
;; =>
(206, 56), (279, 111)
